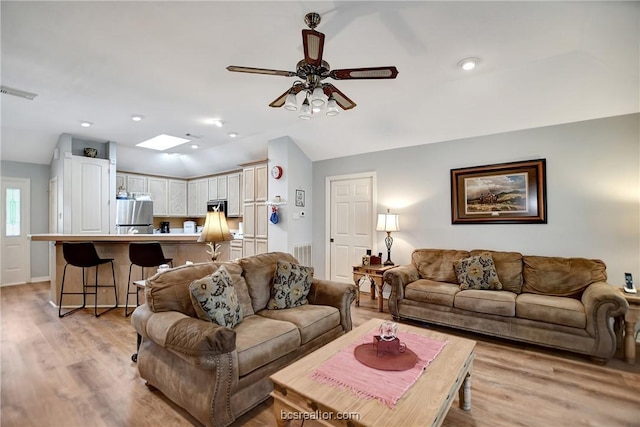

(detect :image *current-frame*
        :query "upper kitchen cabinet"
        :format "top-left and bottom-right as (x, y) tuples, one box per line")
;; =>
(148, 178), (168, 216)
(149, 178), (187, 217)
(188, 178), (208, 217)
(217, 175), (228, 200)
(168, 179), (187, 216)
(227, 172), (242, 217)
(243, 163), (266, 202)
(208, 177), (218, 201)
(127, 174), (147, 193)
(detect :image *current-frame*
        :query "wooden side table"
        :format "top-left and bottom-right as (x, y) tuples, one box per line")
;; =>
(617, 288), (640, 364)
(353, 264), (395, 312)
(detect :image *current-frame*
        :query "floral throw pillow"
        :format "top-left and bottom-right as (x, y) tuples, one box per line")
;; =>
(189, 266), (243, 328)
(454, 252), (503, 291)
(267, 260), (314, 310)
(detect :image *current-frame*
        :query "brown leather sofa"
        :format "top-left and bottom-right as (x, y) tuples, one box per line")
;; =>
(384, 249), (628, 363)
(131, 252), (355, 427)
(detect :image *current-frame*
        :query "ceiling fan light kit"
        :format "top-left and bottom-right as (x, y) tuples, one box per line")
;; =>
(227, 12), (398, 119)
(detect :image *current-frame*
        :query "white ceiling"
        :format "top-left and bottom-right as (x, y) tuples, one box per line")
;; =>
(1, 1), (638, 178)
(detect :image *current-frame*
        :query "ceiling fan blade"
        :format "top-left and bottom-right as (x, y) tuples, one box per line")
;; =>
(302, 29), (325, 66)
(330, 66), (399, 80)
(269, 84), (304, 108)
(323, 84), (356, 110)
(227, 66), (295, 77)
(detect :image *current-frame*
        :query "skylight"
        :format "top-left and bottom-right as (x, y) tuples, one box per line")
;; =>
(136, 134), (190, 151)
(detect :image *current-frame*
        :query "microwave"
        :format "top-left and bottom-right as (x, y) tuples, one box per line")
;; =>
(206, 200), (228, 217)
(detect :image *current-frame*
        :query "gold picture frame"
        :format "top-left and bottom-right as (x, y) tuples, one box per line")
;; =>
(451, 159), (547, 224)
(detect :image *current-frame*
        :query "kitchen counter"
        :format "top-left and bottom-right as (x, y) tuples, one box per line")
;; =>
(29, 233), (203, 242)
(28, 233), (230, 308)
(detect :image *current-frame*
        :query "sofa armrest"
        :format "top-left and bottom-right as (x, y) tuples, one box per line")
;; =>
(384, 264), (419, 299)
(384, 264), (419, 319)
(581, 282), (629, 358)
(132, 304), (236, 363)
(308, 278), (356, 332)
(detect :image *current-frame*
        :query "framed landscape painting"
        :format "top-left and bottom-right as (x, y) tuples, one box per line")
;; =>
(451, 159), (547, 224)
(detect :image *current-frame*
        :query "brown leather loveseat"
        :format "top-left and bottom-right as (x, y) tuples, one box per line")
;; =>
(131, 252), (355, 426)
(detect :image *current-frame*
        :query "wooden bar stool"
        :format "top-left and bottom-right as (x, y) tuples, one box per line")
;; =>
(59, 242), (118, 318)
(125, 242), (173, 316)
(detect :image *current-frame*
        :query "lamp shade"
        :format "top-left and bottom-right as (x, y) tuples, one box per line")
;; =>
(198, 211), (232, 243)
(376, 210), (400, 232)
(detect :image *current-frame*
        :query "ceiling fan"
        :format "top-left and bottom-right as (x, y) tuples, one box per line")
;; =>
(227, 12), (399, 118)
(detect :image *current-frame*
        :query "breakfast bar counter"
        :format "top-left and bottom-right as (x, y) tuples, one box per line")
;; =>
(29, 234), (223, 308)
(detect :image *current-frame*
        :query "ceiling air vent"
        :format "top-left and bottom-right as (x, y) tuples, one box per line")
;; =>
(0, 85), (38, 100)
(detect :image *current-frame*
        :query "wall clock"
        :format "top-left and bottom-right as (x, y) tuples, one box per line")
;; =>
(271, 165), (283, 179)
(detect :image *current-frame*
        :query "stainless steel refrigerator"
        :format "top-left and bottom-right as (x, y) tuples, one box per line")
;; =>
(115, 199), (153, 234)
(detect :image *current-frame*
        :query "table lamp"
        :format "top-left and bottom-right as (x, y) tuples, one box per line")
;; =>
(198, 210), (232, 261)
(376, 209), (400, 266)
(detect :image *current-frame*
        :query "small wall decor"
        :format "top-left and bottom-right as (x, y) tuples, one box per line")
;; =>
(295, 189), (305, 207)
(451, 159), (547, 224)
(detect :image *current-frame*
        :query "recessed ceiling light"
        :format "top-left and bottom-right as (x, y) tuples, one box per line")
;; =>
(228, 132), (238, 138)
(131, 115), (144, 122)
(207, 119), (223, 127)
(191, 144), (199, 149)
(136, 134), (191, 151)
(80, 121), (92, 127)
(457, 57), (479, 71)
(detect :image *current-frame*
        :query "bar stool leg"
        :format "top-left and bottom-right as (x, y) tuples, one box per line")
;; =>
(59, 263), (87, 318)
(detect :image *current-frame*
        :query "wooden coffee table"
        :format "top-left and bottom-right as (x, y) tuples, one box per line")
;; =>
(270, 318), (476, 427)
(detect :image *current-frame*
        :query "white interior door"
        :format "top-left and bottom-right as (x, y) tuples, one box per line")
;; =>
(1, 177), (31, 286)
(327, 173), (375, 283)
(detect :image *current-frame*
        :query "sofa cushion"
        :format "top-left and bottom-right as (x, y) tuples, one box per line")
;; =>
(234, 315), (300, 377)
(189, 266), (243, 328)
(516, 293), (586, 328)
(412, 249), (470, 283)
(471, 250), (523, 293)
(239, 252), (299, 312)
(522, 256), (607, 297)
(145, 262), (223, 317)
(258, 304), (341, 345)
(267, 261), (313, 309)
(454, 252), (503, 291)
(405, 279), (459, 307)
(454, 290), (517, 317)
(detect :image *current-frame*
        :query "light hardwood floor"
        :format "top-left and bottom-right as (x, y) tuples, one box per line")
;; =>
(2, 282), (639, 427)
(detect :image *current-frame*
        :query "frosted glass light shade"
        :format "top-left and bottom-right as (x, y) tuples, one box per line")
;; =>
(284, 92), (298, 111)
(311, 86), (326, 107)
(326, 97), (339, 116)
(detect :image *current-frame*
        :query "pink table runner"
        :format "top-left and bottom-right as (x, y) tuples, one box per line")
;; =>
(310, 328), (447, 408)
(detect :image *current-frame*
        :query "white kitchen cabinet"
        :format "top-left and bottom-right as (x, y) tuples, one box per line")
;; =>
(230, 240), (243, 260)
(243, 167), (254, 202)
(148, 177), (168, 216)
(187, 181), (198, 216)
(168, 179), (187, 216)
(127, 174), (147, 193)
(71, 156), (110, 233)
(242, 162), (268, 255)
(208, 177), (218, 201)
(116, 173), (126, 192)
(217, 175), (228, 200)
(242, 238), (255, 257)
(227, 172), (241, 217)
(255, 202), (268, 239)
(255, 164), (268, 201)
(197, 179), (208, 216)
